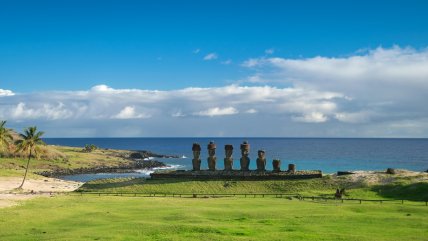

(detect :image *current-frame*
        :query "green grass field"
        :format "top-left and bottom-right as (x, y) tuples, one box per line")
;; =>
(1, 143), (427, 240)
(0, 195), (427, 241)
(79, 176), (428, 201)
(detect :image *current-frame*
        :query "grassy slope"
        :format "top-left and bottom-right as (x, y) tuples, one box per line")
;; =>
(0, 195), (427, 241)
(79, 174), (428, 201)
(0, 146), (133, 177)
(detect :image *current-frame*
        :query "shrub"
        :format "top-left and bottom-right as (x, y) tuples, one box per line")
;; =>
(83, 144), (98, 153)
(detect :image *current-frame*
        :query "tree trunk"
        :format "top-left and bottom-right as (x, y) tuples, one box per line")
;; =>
(18, 150), (32, 189)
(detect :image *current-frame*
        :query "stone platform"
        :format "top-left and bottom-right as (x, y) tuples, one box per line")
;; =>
(150, 170), (322, 180)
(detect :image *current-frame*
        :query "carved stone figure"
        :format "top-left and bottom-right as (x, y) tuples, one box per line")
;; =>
(207, 141), (217, 171)
(272, 159), (281, 172)
(224, 144), (234, 171)
(240, 141), (250, 171)
(192, 143), (201, 171)
(335, 188), (345, 199)
(288, 163), (296, 173)
(256, 150), (266, 171)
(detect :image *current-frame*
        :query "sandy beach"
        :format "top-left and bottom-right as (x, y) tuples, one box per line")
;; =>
(0, 177), (83, 208)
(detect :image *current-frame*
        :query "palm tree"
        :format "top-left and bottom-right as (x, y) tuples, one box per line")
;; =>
(0, 120), (13, 155)
(15, 126), (45, 189)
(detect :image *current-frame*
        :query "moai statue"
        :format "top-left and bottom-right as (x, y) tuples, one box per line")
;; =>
(207, 141), (217, 171)
(256, 150), (266, 172)
(272, 159), (281, 172)
(192, 143), (201, 171)
(335, 189), (342, 199)
(224, 144), (234, 171)
(240, 141), (250, 171)
(288, 163), (296, 173)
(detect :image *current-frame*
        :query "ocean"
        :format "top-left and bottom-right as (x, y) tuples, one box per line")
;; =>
(44, 138), (428, 177)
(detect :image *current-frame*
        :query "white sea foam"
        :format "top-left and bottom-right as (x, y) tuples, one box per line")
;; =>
(134, 164), (185, 175)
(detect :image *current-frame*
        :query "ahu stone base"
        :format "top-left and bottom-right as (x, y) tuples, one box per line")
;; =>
(150, 170), (322, 180)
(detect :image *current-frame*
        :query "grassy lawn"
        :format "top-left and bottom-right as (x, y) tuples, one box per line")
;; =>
(0, 195), (427, 241)
(79, 176), (428, 201)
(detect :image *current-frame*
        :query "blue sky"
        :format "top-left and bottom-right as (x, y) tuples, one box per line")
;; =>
(1, 0), (428, 91)
(1, 0), (428, 137)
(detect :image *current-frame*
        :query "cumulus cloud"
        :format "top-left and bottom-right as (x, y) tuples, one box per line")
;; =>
(0, 89), (14, 96)
(0, 84), (353, 136)
(1, 46), (427, 137)
(0, 84), (345, 125)
(203, 53), (218, 60)
(221, 59), (232, 65)
(245, 109), (258, 114)
(292, 112), (328, 123)
(10, 102), (73, 120)
(194, 107), (238, 117)
(265, 48), (274, 55)
(113, 106), (151, 119)
(241, 46), (428, 131)
(171, 110), (186, 118)
(242, 46), (428, 95)
(91, 84), (115, 92)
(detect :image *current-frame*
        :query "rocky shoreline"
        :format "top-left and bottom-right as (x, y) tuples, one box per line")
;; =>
(128, 150), (180, 159)
(37, 160), (167, 178)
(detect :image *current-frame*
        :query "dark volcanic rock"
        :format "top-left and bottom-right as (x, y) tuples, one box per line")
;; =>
(130, 152), (144, 159)
(129, 150), (179, 159)
(143, 150), (179, 158)
(337, 171), (355, 176)
(134, 160), (165, 169)
(36, 160), (166, 178)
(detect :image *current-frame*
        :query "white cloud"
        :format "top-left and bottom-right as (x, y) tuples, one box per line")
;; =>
(193, 48), (200, 54)
(221, 59), (232, 65)
(2, 46), (427, 137)
(241, 58), (260, 67)
(91, 84), (115, 92)
(171, 110), (186, 117)
(0, 89), (14, 96)
(0, 85), (343, 124)
(194, 107), (238, 117)
(203, 53), (218, 61)
(265, 48), (274, 55)
(10, 102), (73, 120)
(241, 46), (428, 128)
(245, 109), (258, 114)
(334, 111), (373, 124)
(292, 112), (328, 123)
(113, 106), (151, 119)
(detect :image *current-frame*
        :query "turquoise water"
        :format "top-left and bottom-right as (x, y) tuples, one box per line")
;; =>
(45, 138), (428, 175)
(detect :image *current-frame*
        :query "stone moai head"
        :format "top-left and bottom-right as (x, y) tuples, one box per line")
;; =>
(240, 141), (250, 157)
(207, 141), (216, 156)
(288, 163), (296, 173)
(225, 144), (233, 158)
(192, 143), (201, 159)
(257, 150), (265, 159)
(272, 159), (281, 172)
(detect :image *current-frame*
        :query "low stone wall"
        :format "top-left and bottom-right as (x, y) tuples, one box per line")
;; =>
(150, 170), (322, 180)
